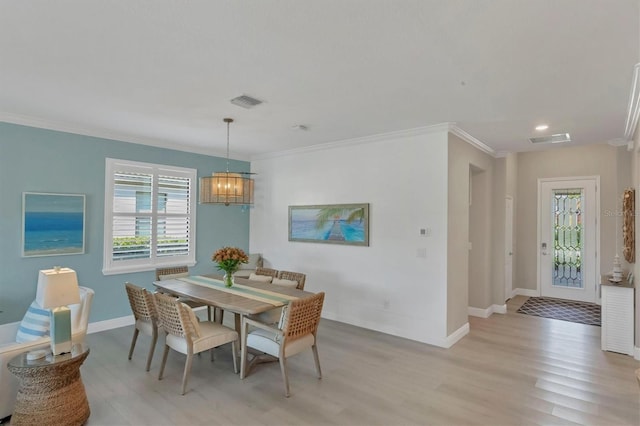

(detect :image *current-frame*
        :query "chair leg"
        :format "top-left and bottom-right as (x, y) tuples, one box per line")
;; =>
(182, 353), (194, 395)
(240, 321), (248, 379)
(145, 331), (157, 372)
(231, 340), (238, 374)
(128, 328), (139, 360)
(158, 345), (170, 380)
(211, 347), (215, 362)
(279, 356), (290, 398)
(207, 306), (213, 322)
(312, 344), (322, 379)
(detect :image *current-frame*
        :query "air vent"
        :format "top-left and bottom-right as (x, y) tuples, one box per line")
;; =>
(230, 95), (263, 109)
(529, 133), (572, 144)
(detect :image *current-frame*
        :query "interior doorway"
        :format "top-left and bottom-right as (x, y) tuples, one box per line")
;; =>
(538, 177), (599, 303)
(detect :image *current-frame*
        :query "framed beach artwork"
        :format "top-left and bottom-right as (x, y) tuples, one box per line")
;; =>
(22, 192), (86, 257)
(288, 203), (369, 246)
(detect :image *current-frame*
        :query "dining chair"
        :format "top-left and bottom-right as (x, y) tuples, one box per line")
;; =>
(241, 292), (325, 397)
(155, 292), (239, 395)
(124, 282), (160, 372)
(255, 267), (279, 279)
(156, 266), (213, 322)
(276, 271), (306, 290)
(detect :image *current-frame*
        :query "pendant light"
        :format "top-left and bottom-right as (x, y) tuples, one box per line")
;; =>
(199, 118), (254, 206)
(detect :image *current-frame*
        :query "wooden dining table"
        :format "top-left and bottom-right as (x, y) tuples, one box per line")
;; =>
(153, 274), (312, 339)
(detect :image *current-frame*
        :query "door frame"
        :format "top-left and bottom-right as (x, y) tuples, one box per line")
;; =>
(505, 196), (514, 301)
(536, 176), (601, 302)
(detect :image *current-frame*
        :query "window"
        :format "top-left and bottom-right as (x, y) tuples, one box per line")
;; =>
(103, 158), (197, 275)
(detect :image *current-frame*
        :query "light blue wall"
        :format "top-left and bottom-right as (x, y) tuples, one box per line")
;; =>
(0, 122), (250, 325)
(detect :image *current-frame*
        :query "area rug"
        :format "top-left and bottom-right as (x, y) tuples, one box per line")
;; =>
(516, 297), (601, 326)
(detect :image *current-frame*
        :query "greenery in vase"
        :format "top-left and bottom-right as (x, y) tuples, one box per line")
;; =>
(212, 246), (249, 276)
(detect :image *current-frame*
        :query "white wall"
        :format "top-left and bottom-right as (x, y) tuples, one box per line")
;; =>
(250, 129), (450, 346)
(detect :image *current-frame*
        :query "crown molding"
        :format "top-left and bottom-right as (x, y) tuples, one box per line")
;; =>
(251, 123), (452, 161)
(447, 124), (496, 156)
(0, 111), (249, 161)
(624, 63), (640, 141)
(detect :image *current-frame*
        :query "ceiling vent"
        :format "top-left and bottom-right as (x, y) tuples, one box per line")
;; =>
(230, 95), (263, 109)
(529, 133), (572, 144)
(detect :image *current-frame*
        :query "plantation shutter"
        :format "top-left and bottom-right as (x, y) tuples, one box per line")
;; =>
(157, 175), (191, 257)
(112, 171), (153, 261)
(103, 158), (196, 275)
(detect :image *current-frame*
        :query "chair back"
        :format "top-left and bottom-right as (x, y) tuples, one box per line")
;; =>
(155, 292), (199, 339)
(70, 286), (95, 336)
(282, 292), (324, 343)
(277, 271), (306, 290)
(155, 265), (189, 281)
(255, 267), (278, 278)
(125, 283), (158, 326)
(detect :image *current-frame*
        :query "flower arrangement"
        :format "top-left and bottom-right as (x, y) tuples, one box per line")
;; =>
(212, 246), (248, 287)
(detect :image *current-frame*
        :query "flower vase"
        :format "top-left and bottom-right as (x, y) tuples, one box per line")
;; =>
(223, 273), (234, 288)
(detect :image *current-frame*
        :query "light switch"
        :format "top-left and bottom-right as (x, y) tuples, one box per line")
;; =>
(420, 228), (432, 237)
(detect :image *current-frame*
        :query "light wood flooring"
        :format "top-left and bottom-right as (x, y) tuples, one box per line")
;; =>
(81, 296), (640, 425)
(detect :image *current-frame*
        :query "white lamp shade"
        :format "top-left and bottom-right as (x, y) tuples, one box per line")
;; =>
(35, 267), (81, 308)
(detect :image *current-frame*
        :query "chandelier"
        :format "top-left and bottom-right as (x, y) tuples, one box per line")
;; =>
(199, 118), (254, 206)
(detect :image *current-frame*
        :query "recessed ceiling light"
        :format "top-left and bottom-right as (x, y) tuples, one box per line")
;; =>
(535, 124), (549, 131)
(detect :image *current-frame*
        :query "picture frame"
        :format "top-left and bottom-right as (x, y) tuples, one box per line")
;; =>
(288, 203), (369, 246)
(22, 192), (86, 257)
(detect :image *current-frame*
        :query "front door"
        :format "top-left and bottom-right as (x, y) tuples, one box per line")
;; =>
(539, 178), (598, 303)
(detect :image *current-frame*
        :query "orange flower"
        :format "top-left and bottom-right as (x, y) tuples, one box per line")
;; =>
(212, 246), (249, 273)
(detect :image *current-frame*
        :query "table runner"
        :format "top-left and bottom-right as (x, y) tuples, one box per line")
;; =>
(178, 276), (299, 306)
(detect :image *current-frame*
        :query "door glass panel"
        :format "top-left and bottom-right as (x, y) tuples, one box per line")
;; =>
(552, 189), (583, 288)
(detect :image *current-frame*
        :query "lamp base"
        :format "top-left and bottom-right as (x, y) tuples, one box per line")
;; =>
(50, 306), (72, 355)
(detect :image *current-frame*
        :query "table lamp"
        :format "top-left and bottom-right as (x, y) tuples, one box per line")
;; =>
(35, 266), (81, 355)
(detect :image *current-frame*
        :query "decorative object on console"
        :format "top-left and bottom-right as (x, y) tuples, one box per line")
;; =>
(623, 188), (635, 263)
(199, 118), (254, 206)
(289, 203), (369, 246)
(212, 247), (248, 287)
(611, 255), (623, 282)
(35, 267), (81, 355)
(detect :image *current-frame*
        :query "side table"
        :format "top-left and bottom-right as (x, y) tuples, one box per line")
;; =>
(7, 343), (90, 426)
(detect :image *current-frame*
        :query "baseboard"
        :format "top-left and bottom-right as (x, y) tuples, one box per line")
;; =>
(86, 306), (209, 335)
(512, 288), (538, 298)
(492, 304), (507, 314)
(468, 306), (492, 318)
(468, 304), (507, 318)
(87, 315), (134, 334)
(443, 322), (469, 348)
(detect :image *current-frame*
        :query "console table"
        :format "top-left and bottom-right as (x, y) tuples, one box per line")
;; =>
(7, 343), (90, 425)
(601, 276), (635, 356)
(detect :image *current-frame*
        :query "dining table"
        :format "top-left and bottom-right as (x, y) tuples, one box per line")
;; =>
(153, 274), (312, 341)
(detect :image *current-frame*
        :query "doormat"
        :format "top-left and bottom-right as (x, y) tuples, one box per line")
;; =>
(516, 297), (600, 326)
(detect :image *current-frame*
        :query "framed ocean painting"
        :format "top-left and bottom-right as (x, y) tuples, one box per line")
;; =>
(22, 192), (86, 257)
(288, 203), (369, 246)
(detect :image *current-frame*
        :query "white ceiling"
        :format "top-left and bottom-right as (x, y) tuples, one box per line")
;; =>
(0, 1), (638, 160)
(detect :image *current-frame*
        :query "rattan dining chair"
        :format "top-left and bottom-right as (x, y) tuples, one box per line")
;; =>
(156, 266), (213, 322)
(155, 292), (239, 395)
(125, 282), (160, 372)
(255, 267), (279, 279)
(276, 271), (306, 290)
(241, 292), (325, 397)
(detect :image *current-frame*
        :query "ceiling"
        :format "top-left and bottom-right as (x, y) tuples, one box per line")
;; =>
(0, 1), (638, 160)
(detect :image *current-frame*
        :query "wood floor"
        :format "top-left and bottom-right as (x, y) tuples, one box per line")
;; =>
(81, 296), (640, 425)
